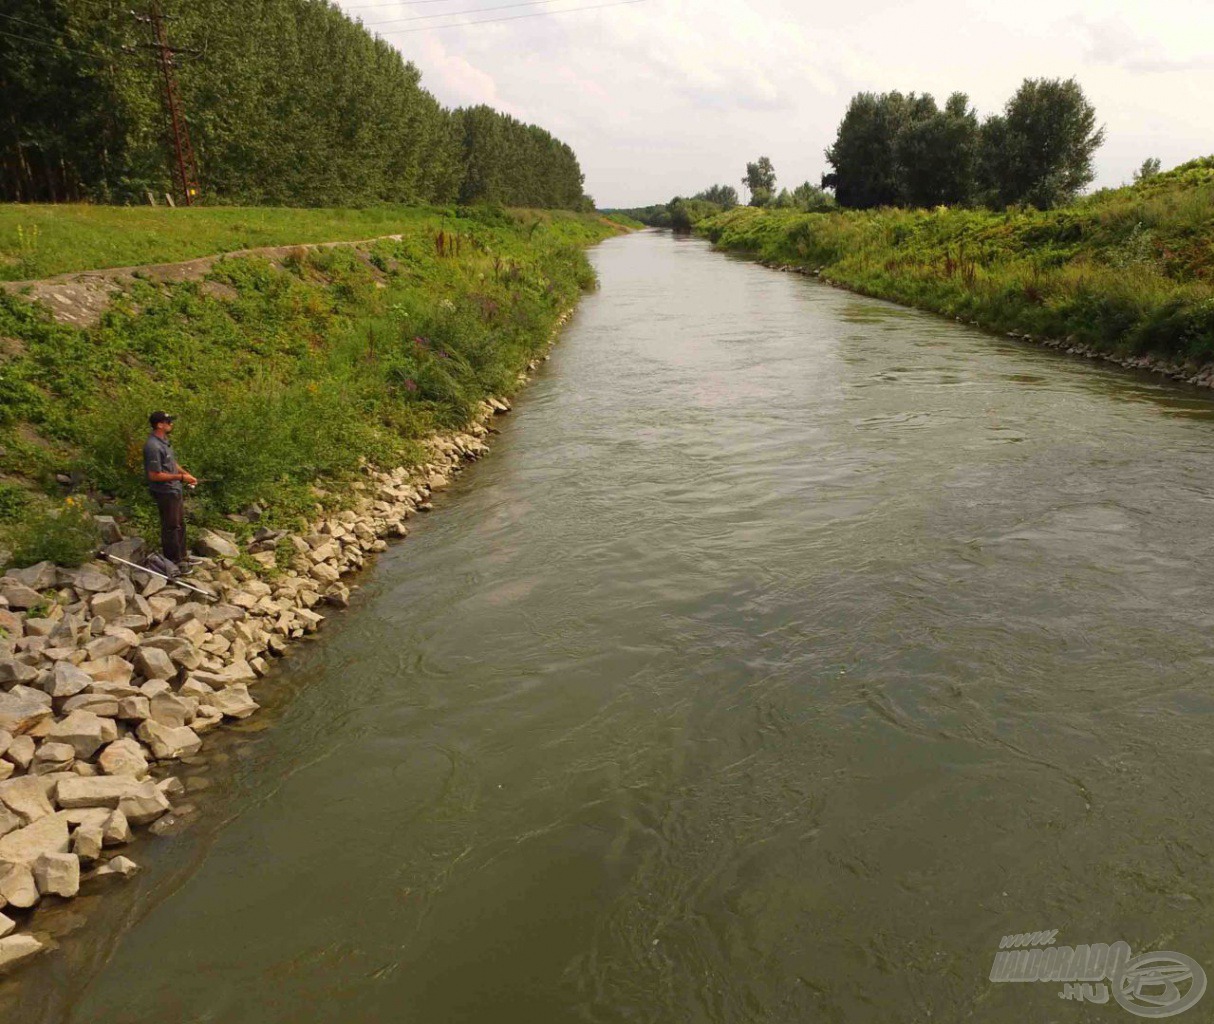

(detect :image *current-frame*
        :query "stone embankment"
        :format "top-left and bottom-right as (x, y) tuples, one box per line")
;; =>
(756, 259), (1214, 389)
(0, 314), (564, 976)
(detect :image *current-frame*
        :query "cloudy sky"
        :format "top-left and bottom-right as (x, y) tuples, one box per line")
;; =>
(334, 0), (1213, 208)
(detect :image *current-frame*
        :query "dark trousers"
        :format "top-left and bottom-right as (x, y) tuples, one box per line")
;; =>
(152, 491), (186, 564)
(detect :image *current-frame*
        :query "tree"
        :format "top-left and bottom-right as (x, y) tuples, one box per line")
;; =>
(743, 157), (777, 206)
(1134, 157), (1162, 183)
(695, 184), (739, 209)
(978, 78), (1104, 209)
(893, 92), (979, 207)
(666, 196), (722, 230)
(791, 181), (836, 212)
(823, 92), (934, 209)
(0, 0), (587, 209)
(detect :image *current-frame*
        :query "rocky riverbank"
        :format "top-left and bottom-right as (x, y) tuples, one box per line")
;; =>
(755, 259), (1214, 390)
(0, 313), (567, 976)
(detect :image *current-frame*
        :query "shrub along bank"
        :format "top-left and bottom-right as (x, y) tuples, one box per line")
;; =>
(697, 157), (1214, 369)
(0, 208), (622, 567)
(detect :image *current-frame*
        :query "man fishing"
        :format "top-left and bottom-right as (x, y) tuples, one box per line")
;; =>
(143, 411), (198, 576)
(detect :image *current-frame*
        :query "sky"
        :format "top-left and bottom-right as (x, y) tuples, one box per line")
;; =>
(333, 0), (1214, 208)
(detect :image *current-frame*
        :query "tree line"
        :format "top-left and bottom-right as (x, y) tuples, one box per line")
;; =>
(615, 162), (835, 229)
(615, 77), (1109, 226)
(823, 78), (1104, 210)
(0, 0), (591, 209)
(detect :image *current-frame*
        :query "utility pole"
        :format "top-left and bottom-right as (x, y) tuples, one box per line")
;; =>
(134, 2), (201, 205)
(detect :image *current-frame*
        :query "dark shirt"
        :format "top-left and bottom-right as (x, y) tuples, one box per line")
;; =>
(143, 433), (183, 496)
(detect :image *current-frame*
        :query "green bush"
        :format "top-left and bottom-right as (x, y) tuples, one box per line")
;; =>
(7, 498), (100, 568)
(0, 482), (29, 523)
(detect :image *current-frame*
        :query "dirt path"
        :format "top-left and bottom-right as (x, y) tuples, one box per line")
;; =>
(0, 234), (405, 328)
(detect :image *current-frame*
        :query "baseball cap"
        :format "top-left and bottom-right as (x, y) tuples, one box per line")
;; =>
(149, 411), (175, 427)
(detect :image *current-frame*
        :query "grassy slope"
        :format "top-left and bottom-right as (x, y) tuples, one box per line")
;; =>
(0, 207), (623, 567)
(0, 204), (481, 281)
(698, 157), (1214, 366)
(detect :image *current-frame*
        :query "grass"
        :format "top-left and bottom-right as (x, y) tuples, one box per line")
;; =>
(697, 156), (1214, 366)
(0, 205), (623, 566)
(0, 203), (518, 281)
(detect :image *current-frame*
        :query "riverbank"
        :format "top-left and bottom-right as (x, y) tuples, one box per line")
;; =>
(697, 157), (1214, 383)
(0, 207), (623, 975)
(0, 207), (622, 567)
(0, 335), (558, 974)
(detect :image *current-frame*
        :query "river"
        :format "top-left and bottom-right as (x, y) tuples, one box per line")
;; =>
(8, 230), (1214, 1023)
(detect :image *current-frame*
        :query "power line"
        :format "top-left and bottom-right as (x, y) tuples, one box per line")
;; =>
(0, 10), (85, 33)
(374, 0), (645, 30)
(0, 25), (122, 62)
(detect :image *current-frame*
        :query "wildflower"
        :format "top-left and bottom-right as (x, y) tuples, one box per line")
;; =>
(404, 378), (418, 392)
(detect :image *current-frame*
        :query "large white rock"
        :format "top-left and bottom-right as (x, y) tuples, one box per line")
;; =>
(148, 693), (196, 729)
(0, 911), (14, 938)
(117, 781), (170, 825)
(47, 661), (92, 700)
(90, 590), (126, 622)
(55, 776), (140, 809)
(134, 646), (176, 681)
(0, 777), (54, 823)
(0, 579), (42, 610)
(212, 684), (259, 720)
(84, 632), (134, 660)
(30, 741), (75, 776)
(79, 656), (134, 686)
(73, 822), (104, 863)
(6, 562), (56, 591)
(33, 851), (79, 898)
(92, 855), (138, 880)
(46, 710), (110, 760)
(60, 693), (119, 718)
(0, 933), (44, 973)
(116, 695), (150, 722)
(102, 809), (131, 847)
(2, 735), (34, 770)
(137, 720), (201, 760)
(0, 658), (38, 687)
(0, 811), (70, 866)
(0, 691), (52, 735)
(0, 863), (38, 908)
(195, 530), (240, 559)
(98, 738), (150, 779)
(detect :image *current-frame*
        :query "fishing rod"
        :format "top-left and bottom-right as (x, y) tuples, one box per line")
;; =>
(100, 552), (218, 602)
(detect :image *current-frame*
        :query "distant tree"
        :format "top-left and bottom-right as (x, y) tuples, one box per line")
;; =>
(666, 196), (722, 230)
(791, 181), (836, 212)
(823, 92), (934, 208)
(743, 157), (777, 206)
(978, 78), (1105, 209)
(695, 184), (739, 209)
(893, 92), (979, 207)
(1134, 157), (1162, 183)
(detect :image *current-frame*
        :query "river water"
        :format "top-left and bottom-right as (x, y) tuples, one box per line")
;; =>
(9, 230), (1214, 1023)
